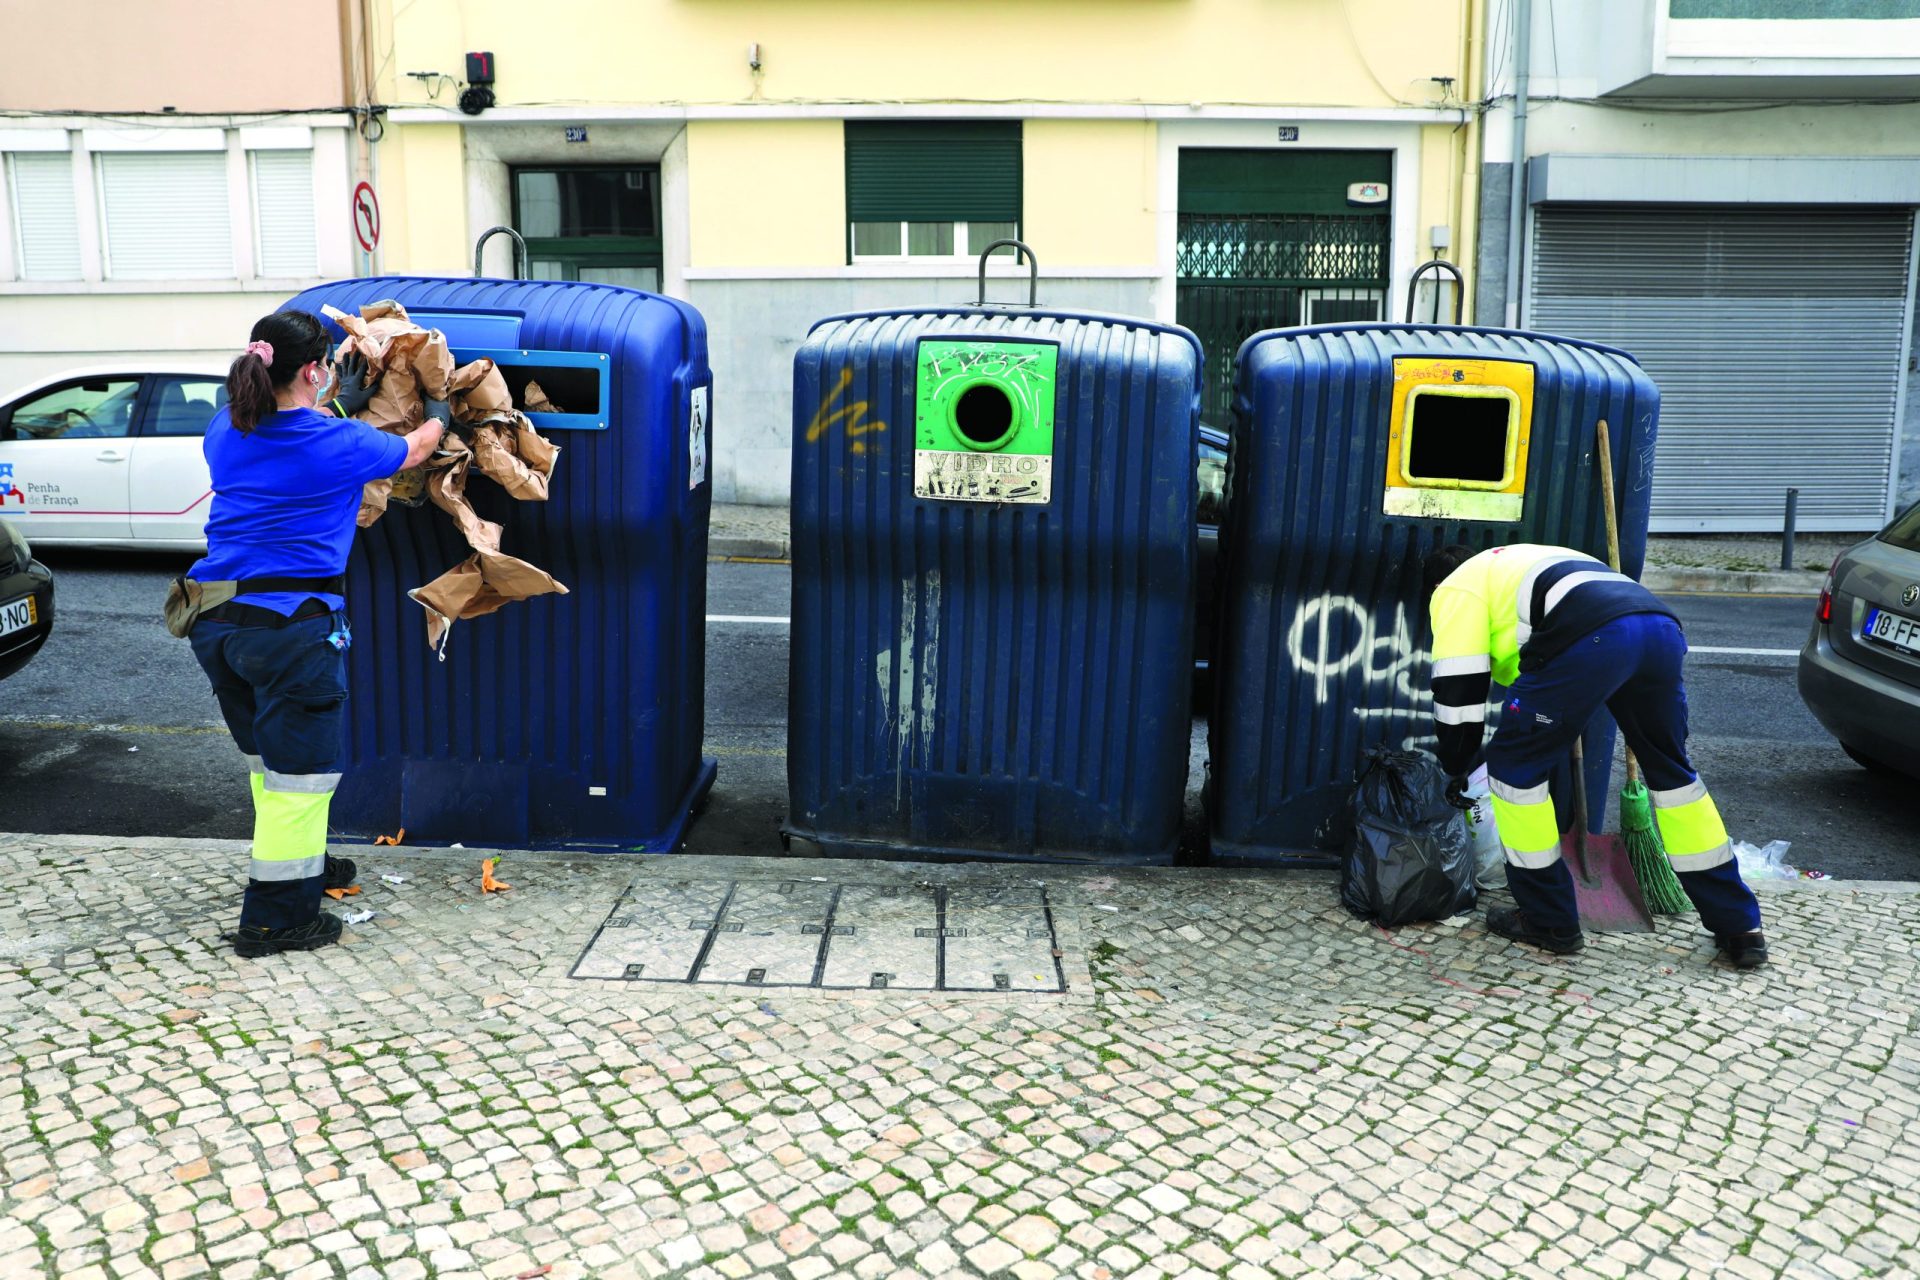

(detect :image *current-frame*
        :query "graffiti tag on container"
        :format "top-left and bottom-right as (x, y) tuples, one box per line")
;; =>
(807, 367), (887, 455)
(913, 451), (1052, 504)
(1287, 593), (1438, 753)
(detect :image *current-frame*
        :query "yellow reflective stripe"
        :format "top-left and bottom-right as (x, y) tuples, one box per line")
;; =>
(1490, 790), (1560, 869)
(253, 787), (333, 865)
(1656, 787), (1732, 866)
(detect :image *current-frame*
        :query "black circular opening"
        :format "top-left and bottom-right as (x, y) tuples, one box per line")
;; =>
(953, 383), (1016, 448)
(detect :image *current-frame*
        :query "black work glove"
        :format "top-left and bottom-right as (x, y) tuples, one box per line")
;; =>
(423, 398), (454, 430)
(1443, 775), (1475, 811)
(334, 351), (377, 417)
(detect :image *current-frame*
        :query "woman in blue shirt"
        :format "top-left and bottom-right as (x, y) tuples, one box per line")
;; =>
(189, 309), (447, 957)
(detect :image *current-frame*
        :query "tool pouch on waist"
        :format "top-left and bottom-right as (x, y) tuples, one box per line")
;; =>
(164, 577), (237, 638)
(163, 573), (347, 638)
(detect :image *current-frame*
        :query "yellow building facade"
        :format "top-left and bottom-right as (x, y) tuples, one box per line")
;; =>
(0, 1), (1481, 503)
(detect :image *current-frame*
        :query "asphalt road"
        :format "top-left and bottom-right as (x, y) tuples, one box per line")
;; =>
(6, 553), (1917, 880)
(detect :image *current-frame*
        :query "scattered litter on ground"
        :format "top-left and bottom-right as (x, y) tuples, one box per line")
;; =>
(380, 873), (407, 885)
(323, 885), (362, 901)
(127, 746), (138, 753)
(450, 842), (465, 850)
(1735, 839), (1827, 883)
(758, 1001), (777, 1017)
(373, 828), (406, 846)
(344, 909), (375, 925)
(1096, 904), (1119, 912)
(482, 858), (511, 893)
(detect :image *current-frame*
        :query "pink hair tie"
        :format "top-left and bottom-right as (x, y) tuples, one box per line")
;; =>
(245, 340), (274, 364)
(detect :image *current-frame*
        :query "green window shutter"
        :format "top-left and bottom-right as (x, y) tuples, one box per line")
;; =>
(1178, 149), (1392, 217)
(845, 122), (1022, 223)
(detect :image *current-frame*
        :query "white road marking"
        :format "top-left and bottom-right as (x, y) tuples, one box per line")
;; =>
(707, 614), (790, 625)
(1689, 646), (1799, 658)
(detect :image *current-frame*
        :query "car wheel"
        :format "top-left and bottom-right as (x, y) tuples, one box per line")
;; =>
(1842, 742), (1904, 777)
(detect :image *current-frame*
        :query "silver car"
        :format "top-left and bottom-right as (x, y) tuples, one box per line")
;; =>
(1799, 501), (1920, 779)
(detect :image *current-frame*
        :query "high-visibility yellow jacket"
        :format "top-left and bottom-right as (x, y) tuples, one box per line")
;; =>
(1427, 543), (1674, 774)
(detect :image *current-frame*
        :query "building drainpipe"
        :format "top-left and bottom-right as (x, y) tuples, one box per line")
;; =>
(1503, 0), (1532, 330)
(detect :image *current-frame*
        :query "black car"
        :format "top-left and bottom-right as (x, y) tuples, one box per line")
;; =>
(0, 519), (54, 681)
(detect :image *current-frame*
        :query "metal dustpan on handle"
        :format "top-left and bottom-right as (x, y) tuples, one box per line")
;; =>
(1565, 738), (1656, 933)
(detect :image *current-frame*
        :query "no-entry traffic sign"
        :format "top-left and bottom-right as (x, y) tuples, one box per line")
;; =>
(352, 181), (381, 253)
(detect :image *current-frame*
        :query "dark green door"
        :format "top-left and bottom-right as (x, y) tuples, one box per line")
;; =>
(1176, 150), (1392, 428)
(512, 166), (663, 289)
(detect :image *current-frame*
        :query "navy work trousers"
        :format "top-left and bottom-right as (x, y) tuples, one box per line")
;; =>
(190, 611), (348, 932)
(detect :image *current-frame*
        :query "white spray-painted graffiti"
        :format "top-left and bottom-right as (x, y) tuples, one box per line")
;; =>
(1285, 594), (1439, 753)
(874, 571), (941, 804)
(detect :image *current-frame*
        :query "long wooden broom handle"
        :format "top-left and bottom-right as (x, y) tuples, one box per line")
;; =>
(1595, 417), (1643, 786)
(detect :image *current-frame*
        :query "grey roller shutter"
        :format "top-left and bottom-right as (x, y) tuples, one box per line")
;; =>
(1527, 206), (1915, 532)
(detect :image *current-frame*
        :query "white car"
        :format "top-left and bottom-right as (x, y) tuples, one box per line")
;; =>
(0, 364), (228, 552)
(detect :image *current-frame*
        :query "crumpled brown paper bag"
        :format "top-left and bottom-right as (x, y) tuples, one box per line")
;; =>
(322, 300), (568, 655)
(324, 301), (455, 429)
(409, 552), (569, 657)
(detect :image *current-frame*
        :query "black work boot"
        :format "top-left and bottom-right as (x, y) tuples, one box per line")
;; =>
(1715, 929), (1769, 970)
(231, 913), (344, 959)
(323, 855), (357, 891)
(1486, 906), (1585, 955)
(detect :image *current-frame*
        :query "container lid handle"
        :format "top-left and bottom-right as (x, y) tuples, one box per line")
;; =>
(474, 226), (528, 280)
(976, 239), (1038, 307)
(1405, 258), (1464, 325)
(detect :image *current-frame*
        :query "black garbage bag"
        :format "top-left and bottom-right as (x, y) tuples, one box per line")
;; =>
(1340, 747), (1477, 926)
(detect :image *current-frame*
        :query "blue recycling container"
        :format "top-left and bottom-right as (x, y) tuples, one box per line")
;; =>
(1208, 323), (1659, 866)
(281, 277), (714, 850)
(787, 303), (1203, 864)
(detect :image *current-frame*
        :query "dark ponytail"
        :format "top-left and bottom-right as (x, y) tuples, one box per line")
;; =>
(226, 309), (330, 433)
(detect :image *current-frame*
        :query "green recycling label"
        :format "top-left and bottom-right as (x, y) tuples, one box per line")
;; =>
(913, 339), (1058, 504)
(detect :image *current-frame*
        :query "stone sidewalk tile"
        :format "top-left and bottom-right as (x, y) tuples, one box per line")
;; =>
(3, 833), (1919, 1279)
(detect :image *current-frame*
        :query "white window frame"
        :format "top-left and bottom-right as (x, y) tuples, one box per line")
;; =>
(849, 219), (1022, 264)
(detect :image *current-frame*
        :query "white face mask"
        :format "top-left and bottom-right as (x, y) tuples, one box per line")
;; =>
(312, 362), (338, 405)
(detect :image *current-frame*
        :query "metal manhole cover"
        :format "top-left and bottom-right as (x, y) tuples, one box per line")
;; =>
(568, 879), (1067, 992)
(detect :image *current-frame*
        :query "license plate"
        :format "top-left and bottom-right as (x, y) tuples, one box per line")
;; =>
(1864, 606), (1920, 655)
(0, 593), (36, 639)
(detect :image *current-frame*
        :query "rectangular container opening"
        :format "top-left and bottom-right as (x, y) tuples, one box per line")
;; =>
(498, 363), (603, 416)
(1405, 391), (1513, 485)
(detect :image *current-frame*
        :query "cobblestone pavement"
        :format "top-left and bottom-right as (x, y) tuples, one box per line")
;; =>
(4, 833), (1919, 1280)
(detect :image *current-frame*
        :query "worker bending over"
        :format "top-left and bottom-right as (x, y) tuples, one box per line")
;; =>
(1422, 543), (1767, 968)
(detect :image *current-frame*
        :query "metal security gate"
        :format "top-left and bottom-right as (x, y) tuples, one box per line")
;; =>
(1528, 206), (1917, 532)
(1177, 151), (1393, 430)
